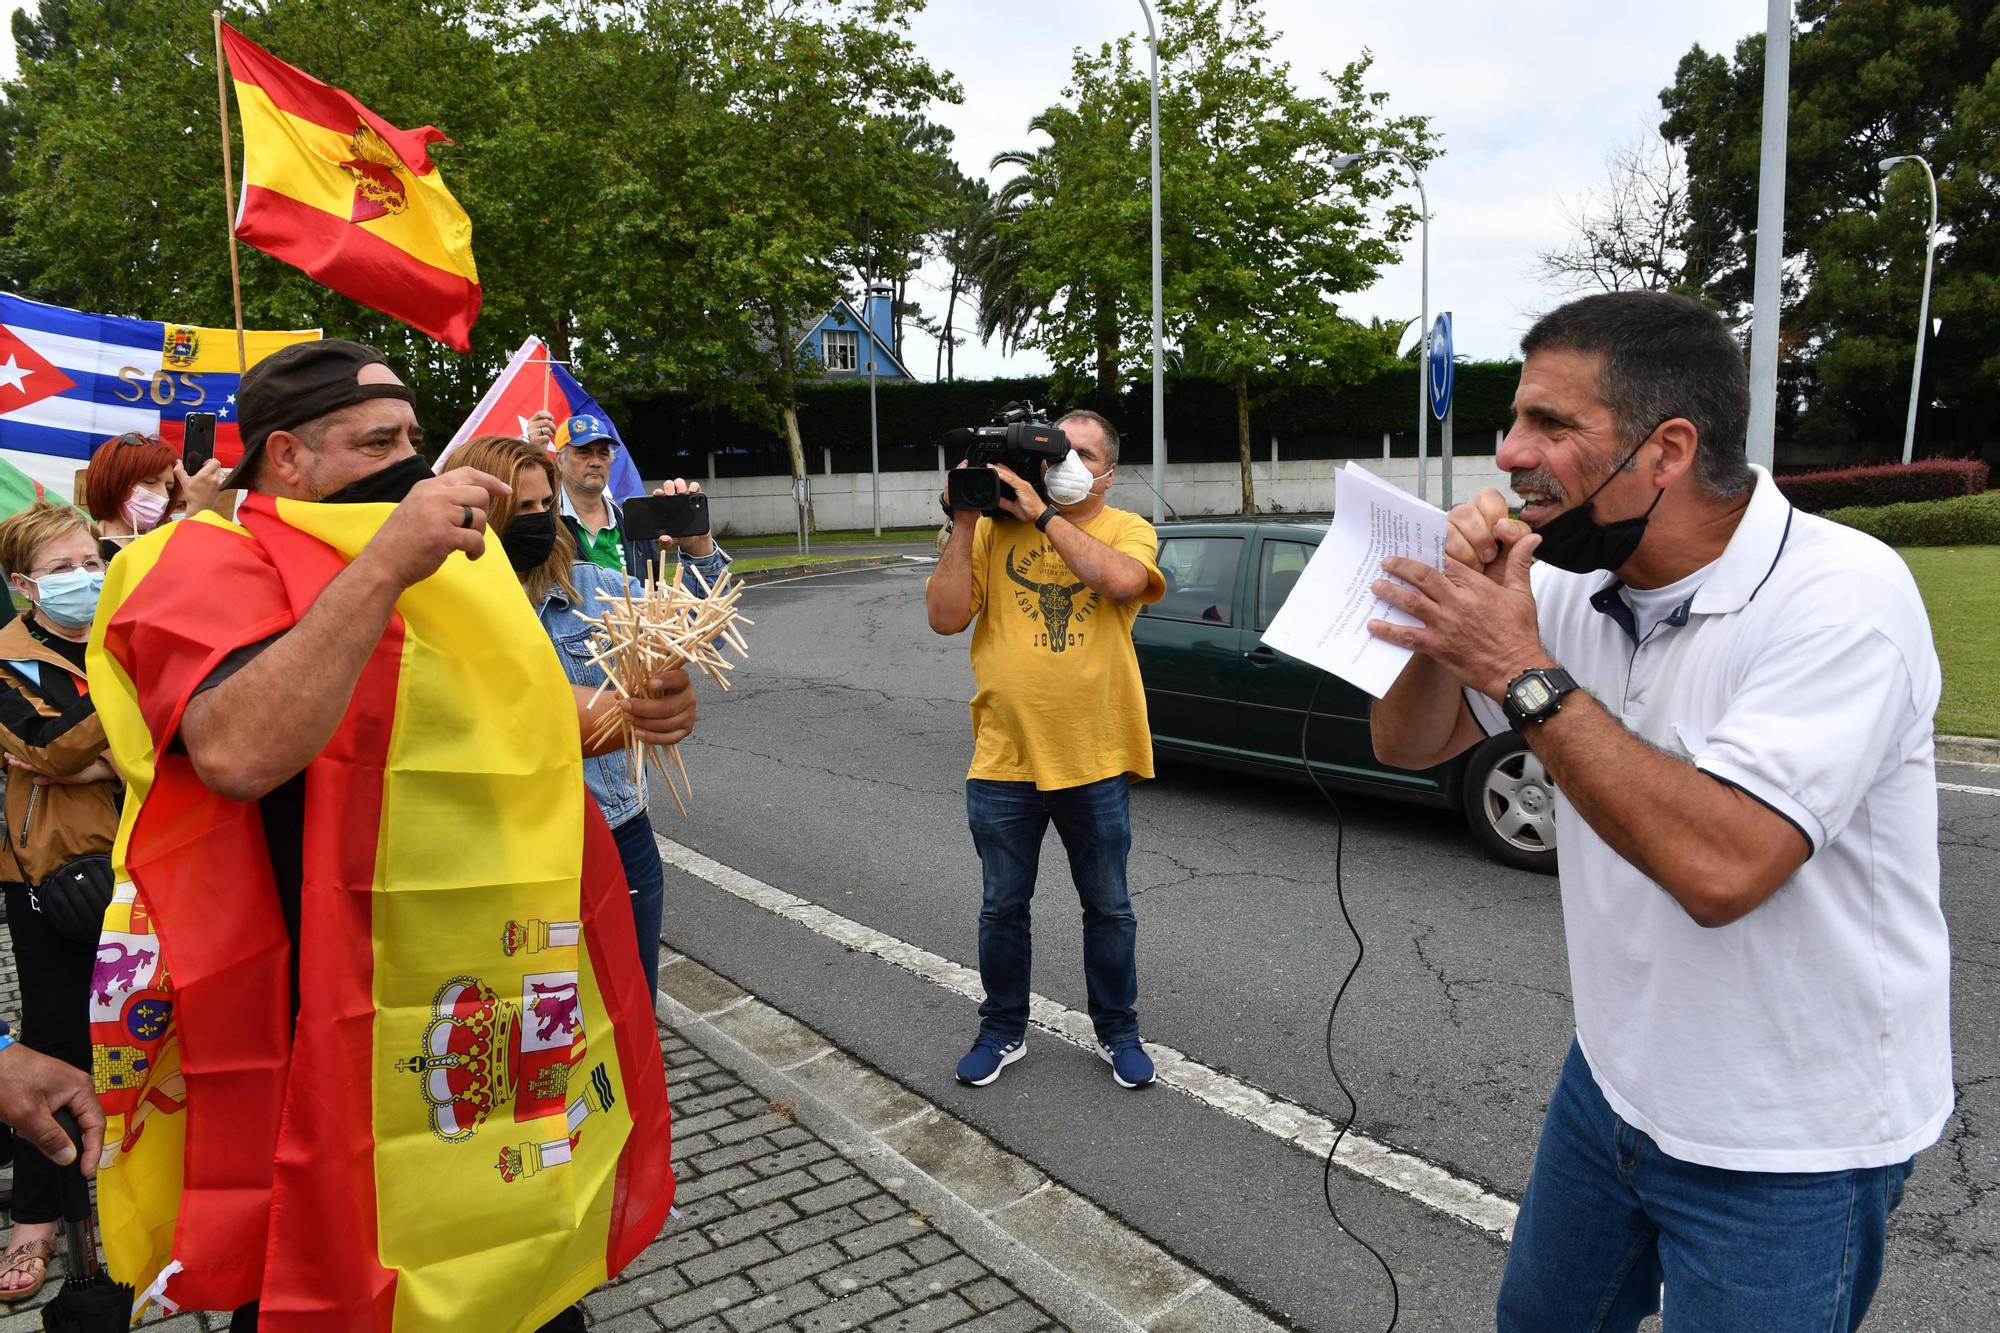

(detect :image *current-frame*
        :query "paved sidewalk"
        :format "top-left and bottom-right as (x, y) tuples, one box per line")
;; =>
(585, 1026), (1062, 1332)
(0, 924), (1078, 1331)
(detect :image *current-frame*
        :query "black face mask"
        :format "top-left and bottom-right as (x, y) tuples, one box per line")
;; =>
(1530, 438), (1665, 574)
(316, 453), (434, 506)
(502, 509), (558, 572)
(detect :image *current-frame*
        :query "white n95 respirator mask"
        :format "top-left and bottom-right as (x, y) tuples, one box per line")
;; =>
(1044, 450), (1106, 506)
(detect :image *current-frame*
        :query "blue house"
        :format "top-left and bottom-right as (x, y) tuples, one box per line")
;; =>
(797, 282), (913, 381)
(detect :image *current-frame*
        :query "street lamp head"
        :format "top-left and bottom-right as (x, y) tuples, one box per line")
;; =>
(1331, 152), (1371, 172)
(1879, 155), (1914, 174)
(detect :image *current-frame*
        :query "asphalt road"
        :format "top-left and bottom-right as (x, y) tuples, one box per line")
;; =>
(653, 561), (1999, 1332)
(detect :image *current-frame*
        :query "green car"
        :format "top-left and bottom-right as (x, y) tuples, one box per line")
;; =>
(1134, 517), (1558, 873)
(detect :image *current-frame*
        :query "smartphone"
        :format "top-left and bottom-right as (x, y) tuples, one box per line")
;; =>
(623, 493), (711, 543)
(181, 412), (218, 474)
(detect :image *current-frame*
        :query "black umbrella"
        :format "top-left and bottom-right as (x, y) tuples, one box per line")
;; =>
(39, 1109), (133, 1333)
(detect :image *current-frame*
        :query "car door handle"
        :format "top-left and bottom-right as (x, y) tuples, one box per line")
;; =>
(1243, 645), (1278, 665)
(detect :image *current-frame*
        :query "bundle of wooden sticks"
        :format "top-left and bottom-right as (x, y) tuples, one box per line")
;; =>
(580, 560), (752, 816)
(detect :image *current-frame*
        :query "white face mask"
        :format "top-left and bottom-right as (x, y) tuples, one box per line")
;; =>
(1044, 450), (1107, 507)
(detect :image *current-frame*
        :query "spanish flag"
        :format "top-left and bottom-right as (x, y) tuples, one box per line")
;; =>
(85, 496), (672, 1328)
(220, 23), (482, 352)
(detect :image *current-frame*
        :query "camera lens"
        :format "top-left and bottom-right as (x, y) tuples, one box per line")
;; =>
(948, 467), (1001, 512)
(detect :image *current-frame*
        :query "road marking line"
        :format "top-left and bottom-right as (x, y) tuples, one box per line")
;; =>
(657, 833), (1521, 1239)
(1939, 781), (2000, 798)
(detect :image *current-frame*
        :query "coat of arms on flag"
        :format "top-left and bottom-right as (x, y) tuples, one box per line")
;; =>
(219, 23), (481, 352)
(0, 291), (316, 499)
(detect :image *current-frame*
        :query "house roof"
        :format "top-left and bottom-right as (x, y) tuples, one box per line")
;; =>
(796, 297), (914, 379)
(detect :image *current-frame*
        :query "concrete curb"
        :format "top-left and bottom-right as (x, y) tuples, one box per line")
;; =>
(1938, 734), (2000, 770)
(733, 553), (912, 584)
(658, 955), (1288, 1333)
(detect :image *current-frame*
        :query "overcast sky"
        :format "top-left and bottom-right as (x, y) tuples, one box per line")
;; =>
(901, 0), (1764, 377)
(2, 1), (1767, 374)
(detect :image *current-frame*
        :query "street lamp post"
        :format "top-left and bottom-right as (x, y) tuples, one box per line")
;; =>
(1745, 0), (1792, 472)
(858, 209), (882, 535)
(1880, 154), (1938, 466)
(1136, 0), (1165, 525)
(1334, 149), (1430, 501)
(867, 286), (882, 536)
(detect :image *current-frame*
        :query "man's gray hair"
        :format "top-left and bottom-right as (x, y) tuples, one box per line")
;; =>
(1521, 291), (1754, 500)
(1056, 409), (1120, 466)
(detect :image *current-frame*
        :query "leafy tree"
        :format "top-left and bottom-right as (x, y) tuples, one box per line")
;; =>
(1660, 1), (2000, 453)
(596, 0), (956, 520)
(980, 96), (1137, 398)
(981, 0), (1430, 511)
(0, 0), (959, 494)
(2, 0), (529, 423)
(853, 116), (960, 361)
(927, 173), (992, 380)
(1151, 2), (1428, 511)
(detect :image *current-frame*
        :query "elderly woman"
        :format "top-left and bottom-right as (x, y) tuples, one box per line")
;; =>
(452, 435), (728, 998)
(85, 431), (224, 559)
(0, 501), (120, 1301)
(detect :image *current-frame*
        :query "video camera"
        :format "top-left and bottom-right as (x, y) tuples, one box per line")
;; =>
(942, 402), (1071, 517)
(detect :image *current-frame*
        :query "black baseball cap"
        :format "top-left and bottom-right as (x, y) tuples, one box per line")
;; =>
(225, 339), (417, 490)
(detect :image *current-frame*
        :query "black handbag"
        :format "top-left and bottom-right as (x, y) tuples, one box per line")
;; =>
(30, 852), (114, 945)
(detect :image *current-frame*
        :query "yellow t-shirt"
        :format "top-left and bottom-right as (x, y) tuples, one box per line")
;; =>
(962, 507), (1166, 790)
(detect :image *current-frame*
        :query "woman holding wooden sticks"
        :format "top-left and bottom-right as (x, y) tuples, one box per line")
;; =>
(454, 435), (730, 998)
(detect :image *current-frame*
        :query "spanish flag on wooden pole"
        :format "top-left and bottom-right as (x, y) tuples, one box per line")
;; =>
(218, 19), (482, 351)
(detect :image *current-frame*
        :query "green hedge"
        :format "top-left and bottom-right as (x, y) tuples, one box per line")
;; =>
(1821, 491), (2000, 547)
(608, 363), (1524, 473)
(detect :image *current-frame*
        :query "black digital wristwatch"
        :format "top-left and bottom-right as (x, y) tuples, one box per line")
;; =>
(1502, 667), (1579, 729)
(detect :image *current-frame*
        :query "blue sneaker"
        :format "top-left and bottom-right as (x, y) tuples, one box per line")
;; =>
(1099, 1038), (1155, 1089)
(955, 1036), (1025, 1086)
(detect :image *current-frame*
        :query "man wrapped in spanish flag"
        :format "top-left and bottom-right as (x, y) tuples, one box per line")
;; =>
(83, 340), (682, 1331)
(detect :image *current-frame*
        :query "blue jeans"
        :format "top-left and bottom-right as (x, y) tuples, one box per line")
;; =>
(966, 775), (1138, 1046)
(610, 812), (665, 999)
(1499, 1040), (1914, 1332)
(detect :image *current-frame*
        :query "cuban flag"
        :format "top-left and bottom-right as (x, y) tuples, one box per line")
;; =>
(0, 292), (317, 500)
(438, 335), (645, 500)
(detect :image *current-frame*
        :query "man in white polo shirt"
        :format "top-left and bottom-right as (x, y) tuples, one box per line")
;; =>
(1369, 291), (1951, 1332)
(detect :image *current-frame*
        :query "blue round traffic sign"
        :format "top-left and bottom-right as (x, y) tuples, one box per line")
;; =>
(1428, 312), (1454, 420)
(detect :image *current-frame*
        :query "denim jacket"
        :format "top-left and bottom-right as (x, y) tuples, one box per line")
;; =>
(537, 546), (731, 827)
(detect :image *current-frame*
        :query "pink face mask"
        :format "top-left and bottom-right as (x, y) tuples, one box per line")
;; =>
(123, 486), (170, 533)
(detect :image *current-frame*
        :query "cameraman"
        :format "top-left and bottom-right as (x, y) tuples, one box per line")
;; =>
(926, 410), (1166, 1090)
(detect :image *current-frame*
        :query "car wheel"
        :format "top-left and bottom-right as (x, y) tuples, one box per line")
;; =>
(1461, 733), (1559, 874)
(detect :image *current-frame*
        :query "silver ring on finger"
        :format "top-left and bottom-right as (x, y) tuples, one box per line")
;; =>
(461, 505), (475, 530)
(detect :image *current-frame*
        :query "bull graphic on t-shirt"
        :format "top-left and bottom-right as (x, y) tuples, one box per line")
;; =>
(1006, 546), (1092, 653)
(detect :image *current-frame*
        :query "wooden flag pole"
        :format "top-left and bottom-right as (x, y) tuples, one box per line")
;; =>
(212, 11), (249, 374)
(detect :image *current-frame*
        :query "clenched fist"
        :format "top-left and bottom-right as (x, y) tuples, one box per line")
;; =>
(357, 467), (511, 591)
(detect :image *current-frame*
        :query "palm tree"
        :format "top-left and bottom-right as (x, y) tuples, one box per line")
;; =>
(973, 100), (1136, 397)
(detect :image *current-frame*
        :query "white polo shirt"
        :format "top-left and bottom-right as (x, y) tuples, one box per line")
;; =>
(1470, 466), (1953, 1172)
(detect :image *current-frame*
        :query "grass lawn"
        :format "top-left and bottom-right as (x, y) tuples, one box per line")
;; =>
(731, 551), (904, 574)
(1902, 546), (2000, 739)
(727, 527), (935, 548)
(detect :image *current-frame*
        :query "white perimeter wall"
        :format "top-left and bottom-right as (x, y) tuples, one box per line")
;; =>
(672, 452), (1513, 537)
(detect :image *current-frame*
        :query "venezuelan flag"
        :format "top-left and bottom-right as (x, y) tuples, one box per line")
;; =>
(85, 497), (671, 1328)
(221, 24), (481, 352)
(0, 291), (316, 497)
